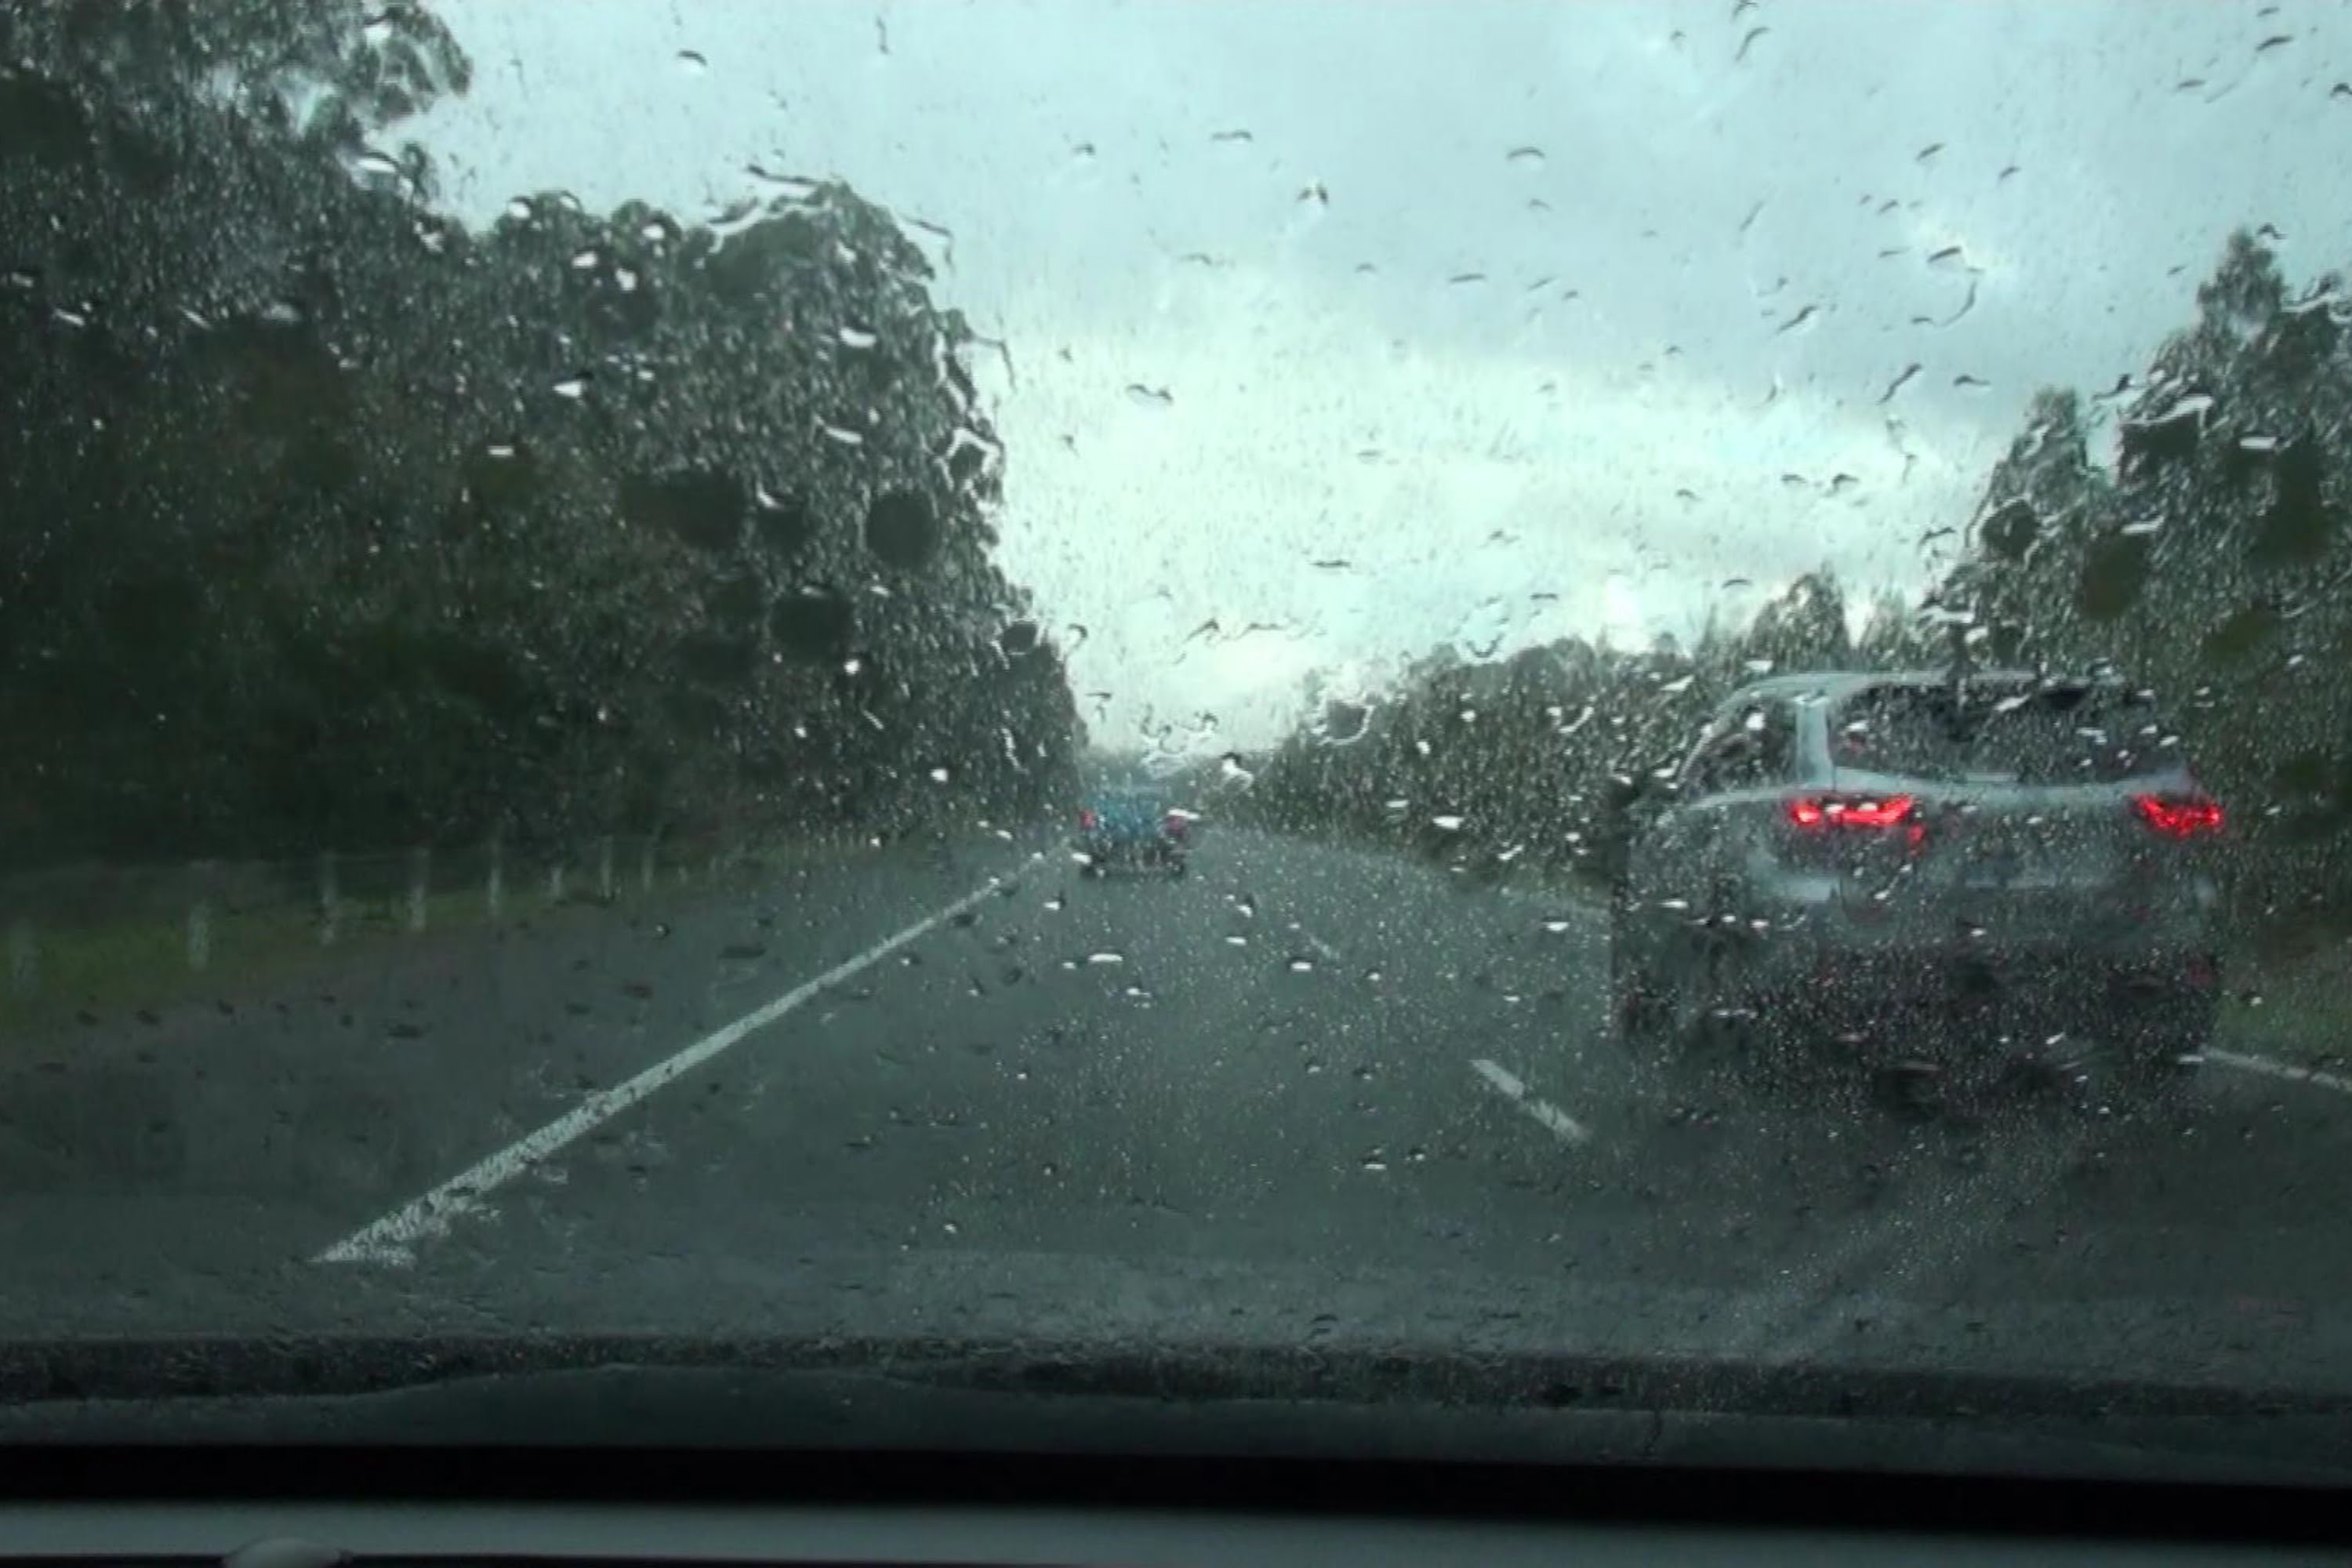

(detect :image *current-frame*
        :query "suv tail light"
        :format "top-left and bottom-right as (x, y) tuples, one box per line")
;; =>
(1788, 793), (1918, 830)
(1079, 809), (1099, 830)
(2133, 793), (2222, 839)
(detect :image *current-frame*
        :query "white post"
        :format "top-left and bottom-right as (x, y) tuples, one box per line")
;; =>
(187, 890), (212, 973)
(6, 917), (34, 996)
(639, 838), (656, 894)
(318, 851), (340, 946)
(547, 861), (565, 904)
(597, 835), (615, 902)
(487, 834), (504, 921)
(406, 846), (430, 933)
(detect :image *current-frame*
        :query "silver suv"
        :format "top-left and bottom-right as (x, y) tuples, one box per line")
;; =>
(1609, 670), (2224, 1110)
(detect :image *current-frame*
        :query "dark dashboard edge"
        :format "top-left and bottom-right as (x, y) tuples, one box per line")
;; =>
(0, 1446), (2343, 1548)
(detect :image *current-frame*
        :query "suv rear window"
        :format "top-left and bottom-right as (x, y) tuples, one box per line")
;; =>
(1831, 682), (2175, 784)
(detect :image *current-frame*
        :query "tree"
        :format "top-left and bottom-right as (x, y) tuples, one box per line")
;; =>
(0, 0), (1077, 864)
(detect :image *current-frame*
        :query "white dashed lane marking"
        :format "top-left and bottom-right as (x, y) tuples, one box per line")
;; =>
(2206, 1047), (2352, 1097)
(1471, 1058), (1593, 1146)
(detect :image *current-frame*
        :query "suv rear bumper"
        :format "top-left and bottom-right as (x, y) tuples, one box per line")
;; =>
(1728, 932), (2222, 1062)
(1077, 834), (1185, 866)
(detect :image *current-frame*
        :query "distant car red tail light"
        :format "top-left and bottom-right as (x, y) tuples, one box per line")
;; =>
(1788, 793), (1917, 830)
(2133, 793), (2223, 839)
(1164, 811), (1188, 839)
(1079, 808), (1099, 830)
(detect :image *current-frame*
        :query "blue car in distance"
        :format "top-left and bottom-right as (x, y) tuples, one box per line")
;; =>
(1076, 783), (1190, 877)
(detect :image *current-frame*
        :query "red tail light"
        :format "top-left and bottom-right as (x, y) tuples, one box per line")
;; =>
(2133, 793), (2222, 839)
(1788, 793), (1917, 830)
(1164, 811), (1188, 838)
(1079, 809), (1098, 830)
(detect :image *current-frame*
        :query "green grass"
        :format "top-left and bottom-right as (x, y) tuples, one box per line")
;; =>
(0, 885), (503, 1040)
(2212, 947), (2352, 1069)
(0, 832), (889, 1042)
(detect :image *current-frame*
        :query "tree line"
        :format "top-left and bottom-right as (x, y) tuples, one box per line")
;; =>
(0, 0), (1080, 869)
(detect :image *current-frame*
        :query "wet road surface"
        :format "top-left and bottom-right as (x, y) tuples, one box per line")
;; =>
(7, 828), (2352, 1396)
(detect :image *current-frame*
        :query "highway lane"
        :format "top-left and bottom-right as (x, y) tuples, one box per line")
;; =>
(10, 827), (2352, 1398)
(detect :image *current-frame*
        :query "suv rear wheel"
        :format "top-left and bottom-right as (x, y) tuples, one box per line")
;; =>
(1611, 923), (1735, 1124)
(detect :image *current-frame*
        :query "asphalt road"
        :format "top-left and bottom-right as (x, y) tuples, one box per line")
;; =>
(9, 826), (2352, 1399)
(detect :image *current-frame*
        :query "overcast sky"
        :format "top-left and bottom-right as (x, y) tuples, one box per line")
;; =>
(412, 0), (2352, 753)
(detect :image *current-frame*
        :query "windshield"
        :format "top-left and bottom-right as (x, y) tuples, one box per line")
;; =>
(9, 0), (2352, 1483)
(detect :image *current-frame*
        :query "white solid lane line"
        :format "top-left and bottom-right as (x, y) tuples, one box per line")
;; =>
(1470, 1058), (1593, 1146)
(2205, 1047), (2352, 1096)
(315, 877), (1009, 1266)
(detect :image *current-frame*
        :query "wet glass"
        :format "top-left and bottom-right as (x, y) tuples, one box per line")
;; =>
(5, 0), (2352, 1482)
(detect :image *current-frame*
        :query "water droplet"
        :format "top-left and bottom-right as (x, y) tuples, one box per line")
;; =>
(1087, 952), (1125, 966)
(928, 767), (950, 784)
(1541, 919), (1571, 934)
(504, 198), (535, 222)
(1361, 1152), (1389, 1173)
(820, 423), (866, 445)
(1288, 957), (1316, 974)
(1224, 935), (1248, 948)
(1125, 383), (1174, 409)
(353, 150), (403, 180)
(1506, 145), (1546, 168)
(837, 325), (878, 350)
(569, 248), (601, 270)
(676, 49), (709, 74)
(1298, 182), (1330, 207)
(2240, 434), (2281, 453)
(552, 374), (589, 399)
(1432, 815), (1465, 832)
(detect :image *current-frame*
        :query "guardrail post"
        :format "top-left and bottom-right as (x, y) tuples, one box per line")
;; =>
(546, 859), (565, 904)
(318, 851), (341, 946)
(406, 846), (430, 933)
(597, 835), (615, 902)
(639, 837), (656, 894)
(187, 860), (215, 972)
(6, 917), (35, 996)
(487, 833), (504, 921)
